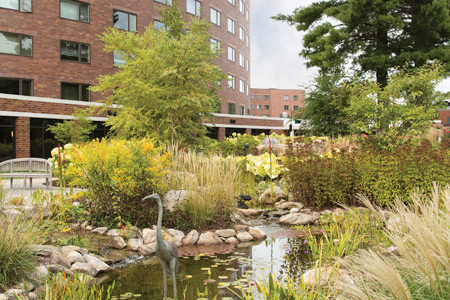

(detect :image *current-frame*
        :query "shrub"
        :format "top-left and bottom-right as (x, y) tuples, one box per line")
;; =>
(219, 133), (263, 156)
(0, 216), (37, 290)
(67, 138), (170, 227)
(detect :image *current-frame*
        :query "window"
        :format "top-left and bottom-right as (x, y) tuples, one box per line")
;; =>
(61, 82), (90, 101)
(256, 95), (262, 100)
(60, 0), (89, 22)
(113, 10), (137, 31)
(114, 50), (127, 66)
(0, 0), (32, 12)
(227, 18), (235, 34)
(284, 95), (289, 100)
(246, 59), (249, 71)
(227, 46), (235, 62)
(210, 8), (220, 26)
(262, 114), (269, 117)
(246, 9), (249, 22)
(60, 41), (90, 63)
(247, 84), (249, 96)
(257, 105), (262, 110)
(264, 105), (270, 110)
(186, 0), (201, 16)
(246, 35), (249, 47)
(0, 32), (32, 56)
(239, 79), (244, 93)
(154, 0), (172, 5)
(294, 95), (299, 101)
(239, 0), (244, 14)
(250, 94), (254, 100)
(154, 21), (166, 30)
(284, 105), (289, 110)
(239, 27), (244, 41)
(251, 104), (254, 109)
(228, 75), (235, 89)
(210, 38), (221, 55)
(0, 78), (32, 96)
(228, 103), (236, 114)
(264, 95), (269, 100)
(227, 0), (235, 5)
(240, 106), (245, 115)
(0, 117), (15, 161)
(239, 53), (244, 67)
(294, 105), (299, 110)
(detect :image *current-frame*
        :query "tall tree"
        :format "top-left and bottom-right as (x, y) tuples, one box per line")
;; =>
(274, 0), (450, 86)
(296, 70), (351, 137)
(92, 0), (226, 144)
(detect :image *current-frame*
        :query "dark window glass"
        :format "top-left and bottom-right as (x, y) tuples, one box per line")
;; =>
(81, 84), (90, 101)
(250, 94), (254, 100)
(225, 128), (245, 138)
(61, 82), (90, 101)
(284, 105), (289, 110)
(30, 118), (60, 159)
(0, 117), (15, 161)
(294, 95), (299, 101)
(0, 78), (32, 95)
(264, 105), (269, 110)
(60, 41), (90, 63)
(264, 95), (269, 100)
(206, 127), (219, 140)
(228, 103), (236, 114)
(80, 2), (89, 22)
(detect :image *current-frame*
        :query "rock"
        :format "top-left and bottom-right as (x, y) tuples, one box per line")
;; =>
(32, 265), (48, 283)
(28, 292), (38, 300)
(238, 209), (263, 217)
(248, 227), (266, 240)
(72, 202), (81, 206)
(236, 231), (254, 242)
(107, 229), (119, 237)
(62, 245), (88, 255)
(47, 264), (72, 276)
(259, 186), (287, 204)
(332, 208), (346, 222)
(235, 225), (249, 232)
(102, 249), (138, 264)
(3, 209), (21, 221)
(265, 210), (289, 217)
(300, 208), (311, 214)
(138, 243), (156, 255)
(83, 253), (110, 273)
(321, 209), (333, 215)
(128, 238), (143, 251)
(182, 230), (200, 246)
(302, 266), (350, 288)
(224, 237), (239, 244)
(70, 262), (98, 277)
(162, 190), (188, 212)
(197, 232), (223, 245)
(275, 201), (304, 210)
(71, 223), (81, 230)
(0, 294), (8, 300)
(165, 229), (185, 247)
(50, 252), (71, 269)
(81, 221), (89, 229)
(142, 228), (157, 244)
(278, 213), (314, 225)
(92, 227), (108, 235)
(33, 245), (58, 257)
(61, 248), (85, 264)
(215, 229), (236, 238)
(290, 208), (300, 214)
(6, 289), (24, 299)
(312, 212), (320, 221)
(111, 236), (127, 249)
(85, 225), (93, 231)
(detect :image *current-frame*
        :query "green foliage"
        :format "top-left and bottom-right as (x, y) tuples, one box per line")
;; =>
(92, 0), (226, 145)
(239, 153), (287, 180)
(274, 0), (450, 86)
(296, 70), (351, 137)
(0, 217), (37, 290)
(48, 143), (75, 188)
(67, 139), (170, 227)
(219, 133), (263, 156)
(285, 137), (450, 208)
(345, 63), (444, 143)
(53, 235), (90, 248)
(46, 109), (97, 144)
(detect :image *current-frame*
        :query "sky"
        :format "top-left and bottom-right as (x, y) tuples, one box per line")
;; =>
(249, 0), (450, 93)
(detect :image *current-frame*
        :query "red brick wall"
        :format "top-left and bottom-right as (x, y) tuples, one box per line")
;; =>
(15, 117), (30, 158)
(249, 88), (306, 118)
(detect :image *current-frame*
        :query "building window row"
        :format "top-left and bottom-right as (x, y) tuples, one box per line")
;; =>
(0, 0), (32, 12)
(210, 8), (221, 26)
(60, 0), (89, 23)
(228, 18), (235, 35)
(113, 10), (137, 31)
(228, 46), (235, 62)
(61, 82), (90, 101)
(60, 40), (90, 63)
(0, 32), (32, 57)
(186, 0), (201, 16)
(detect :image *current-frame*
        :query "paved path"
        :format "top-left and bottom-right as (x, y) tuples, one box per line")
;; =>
(1, 177), (83, 204)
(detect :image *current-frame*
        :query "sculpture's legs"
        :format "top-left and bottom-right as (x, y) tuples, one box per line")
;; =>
(161, 261), (167, 300)
(171, 272), (177, 299)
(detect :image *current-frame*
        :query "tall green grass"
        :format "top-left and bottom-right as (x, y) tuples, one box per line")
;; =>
(335, 184), (450, 300)
(0, 216), (38, 290)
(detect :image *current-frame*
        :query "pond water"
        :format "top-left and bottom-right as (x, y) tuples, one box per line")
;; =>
(102, 224), (313, 300)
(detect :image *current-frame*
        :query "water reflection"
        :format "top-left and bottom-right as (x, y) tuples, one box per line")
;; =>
(103, 227), (312, 299)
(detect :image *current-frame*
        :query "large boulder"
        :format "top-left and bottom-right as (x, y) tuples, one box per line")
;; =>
(70, 262), (98, 277)
(138, 243), (156, 256)
(127, 238), (143, 251)
(248, 227), (266, 240)
(197, 232), (223, 245)
(275, 201), (304, 210)
(92, 227), (108, 235)
(142, 228), (157, 244)
(33, 245), (58, 257)
(215, 229), (236, 238)
(279, 213), (315, 225)
(50, 252), (71, 269)
(83, 253), (110, 274)
(111, 236), (127, 249)
(162, 190), (188, 212)
(259, 186), (287, 204)
(61, 248), (85, 264)
(238, 209), (263, 217)
(182, 230), (200, 246)
(236, 231), (254, 242)
(165, 229), (185, 247)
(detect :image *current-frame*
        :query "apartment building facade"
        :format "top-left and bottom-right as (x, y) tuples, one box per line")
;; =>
(0, 0), (289, 161)
(249, 88), (306, 118)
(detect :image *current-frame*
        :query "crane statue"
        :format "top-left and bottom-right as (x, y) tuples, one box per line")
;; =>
(142, 194), (179, 300)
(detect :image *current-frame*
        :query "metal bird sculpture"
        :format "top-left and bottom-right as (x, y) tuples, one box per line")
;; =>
(142, 193), (179, 300)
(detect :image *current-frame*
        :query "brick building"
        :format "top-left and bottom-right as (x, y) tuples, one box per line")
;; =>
(249, 88), (306, 118)
(0, 0), (288, 161)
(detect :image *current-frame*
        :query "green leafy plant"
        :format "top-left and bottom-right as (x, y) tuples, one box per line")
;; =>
(240, 153), (287, 180)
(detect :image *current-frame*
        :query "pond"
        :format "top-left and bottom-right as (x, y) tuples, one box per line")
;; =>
(101, 224), (313, 300)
